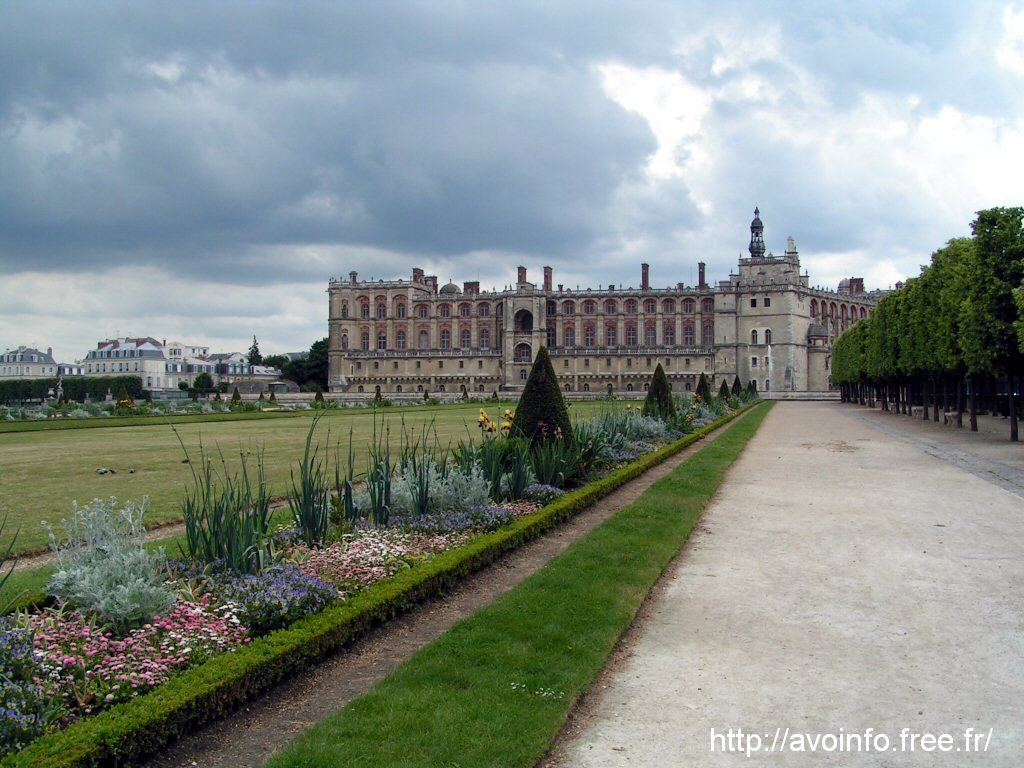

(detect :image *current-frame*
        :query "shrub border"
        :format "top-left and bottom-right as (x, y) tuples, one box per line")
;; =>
(2, 402), (763, 768)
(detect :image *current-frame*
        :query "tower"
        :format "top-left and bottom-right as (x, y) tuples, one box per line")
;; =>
(748, 206), (766, 258)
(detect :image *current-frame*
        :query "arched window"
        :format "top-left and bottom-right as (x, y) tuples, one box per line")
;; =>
(605, 299), (617, 314)
(546, 300), (557, 315)
(439, 384), (445, 392)
(478, 303), (490, 317)
(860, 306), (867, 319)
(583, 382), (590, 392)
(361, 302), (370, 319)
(377, 303), (386, 319)
(765, 329), (772, 344)
(341, 301), (349, 318)
(377, 331), (387, 350)
(663, 299), (675, 313)
(702, 323), (713, 347)
(417, 384), (423, 392)
(764, 379), (770, 391)
(440, 329), (451, 349)
(584, 325), (595, 347)
(644, 299), (656, 313)
(564, 327), (575, 347)
(626, 325), (637, 346)
(396, 385), (403, 393)
(341, 334), (349, 350)
(478, 384), (485, 392)
(396, 330), (406, 350)
(562, 300), (575, 315)
(417, 304), (429, 318)
(841, 305), (848, 322)
(583, 300), (596, 315)
(520, 369), (528, 381)
(683, 325), (695, 346)
(751, 330), (758, 345)
(514, 343), (531, 362)
(564, 383), (572, 392)
(419, 330), (429, 349)
(645, 326), (656, 346)
(625, 299), (638, 314)
(480, 328), (490, 349)
(606, 324), (617, 346)
(626, 382), (634, 392)
(664, 326), (675, 345)
(460, 329), (471, 348)
(361, 332), (370, 351)
(702, 299), (714, 314)
(439, 304), (451, 318)
(396, 302), (406, 319)
(460, 304), (471, 317)
(357, 385), (364, 393)
(810, 299), (818, 317)
(547, 327), (556, 347)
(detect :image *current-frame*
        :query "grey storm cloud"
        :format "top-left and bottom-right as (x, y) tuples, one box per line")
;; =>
(0, 1), (701, 283)
(0, 0), (1021, 360)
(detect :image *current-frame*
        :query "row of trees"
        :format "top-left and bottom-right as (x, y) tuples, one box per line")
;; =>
(832, 207), (1024, 441)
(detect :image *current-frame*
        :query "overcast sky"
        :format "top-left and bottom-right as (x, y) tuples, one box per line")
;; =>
(2, 1), (1022, 362)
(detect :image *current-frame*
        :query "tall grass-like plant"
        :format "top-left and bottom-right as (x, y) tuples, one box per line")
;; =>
(331, 429), (358, 529)
(288, 413), (331, 547)
(44, 497), (174, 633)
(500, 439), (535, 500)
(177, 436), (278, 575)
(361, 414), (392, 527)
(530, 439), (581, 488)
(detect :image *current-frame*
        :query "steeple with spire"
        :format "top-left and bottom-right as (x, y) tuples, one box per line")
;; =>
(748, 206), (766, 258)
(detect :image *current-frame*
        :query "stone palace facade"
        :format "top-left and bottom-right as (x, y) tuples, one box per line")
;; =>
(327, 210), (882, 398)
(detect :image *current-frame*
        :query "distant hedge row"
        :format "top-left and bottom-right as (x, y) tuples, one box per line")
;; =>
(0, 376), (143, 404)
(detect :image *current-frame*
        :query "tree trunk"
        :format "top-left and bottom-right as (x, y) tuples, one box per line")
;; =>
(1010, 374), (1019, 443)
(933, 378), (940, 422)
(942, 377), (949, 422)
(969, 377), (978, 432)
(956, 377), (964, 428)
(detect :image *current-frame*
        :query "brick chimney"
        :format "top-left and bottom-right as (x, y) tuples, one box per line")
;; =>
(463, 281), (479, 295)
(641, 263), (650, 291)
(349, 270), (358, 285)
(698, 262), (707, 289)
(518, 266), (527, 284)
(412, 267), (424, 283)
(543, 266), (553, 291)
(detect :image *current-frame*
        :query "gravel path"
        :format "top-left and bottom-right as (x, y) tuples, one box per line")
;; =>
(543, 401), (1024, 767)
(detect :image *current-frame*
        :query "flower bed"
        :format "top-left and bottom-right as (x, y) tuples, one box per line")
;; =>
(1, 400), (758, 767)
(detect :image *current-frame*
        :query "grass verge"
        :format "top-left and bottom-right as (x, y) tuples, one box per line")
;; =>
(0, 403), (765, 768)
(265, 402), (771, 768)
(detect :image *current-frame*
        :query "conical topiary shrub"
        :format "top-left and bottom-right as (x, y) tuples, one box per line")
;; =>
(268, 389), (277, 403)
(718, 379), (730, 400)
(231, 386), (241, 405)
(696, 372), (711, 402)
(642, 363), (676, 421)
(731, 376), (742, 397)
(511, 346), (572, 444)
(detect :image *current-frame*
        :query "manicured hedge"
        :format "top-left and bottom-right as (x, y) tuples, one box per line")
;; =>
(0, 376), (142, 405)
(1, 403), (762, 768)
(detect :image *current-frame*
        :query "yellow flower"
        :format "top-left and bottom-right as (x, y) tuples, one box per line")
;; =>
(503, 408), (514, 420)
(501, 420), (512, 431)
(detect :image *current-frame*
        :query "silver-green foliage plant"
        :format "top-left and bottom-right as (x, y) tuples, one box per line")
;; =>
(388, 459), (491, 519)
(44, 497), (174, 634)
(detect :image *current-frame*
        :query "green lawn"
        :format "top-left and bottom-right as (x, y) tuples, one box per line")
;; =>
(0, 401), (622, 556)
(263, 403), (769, 768)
